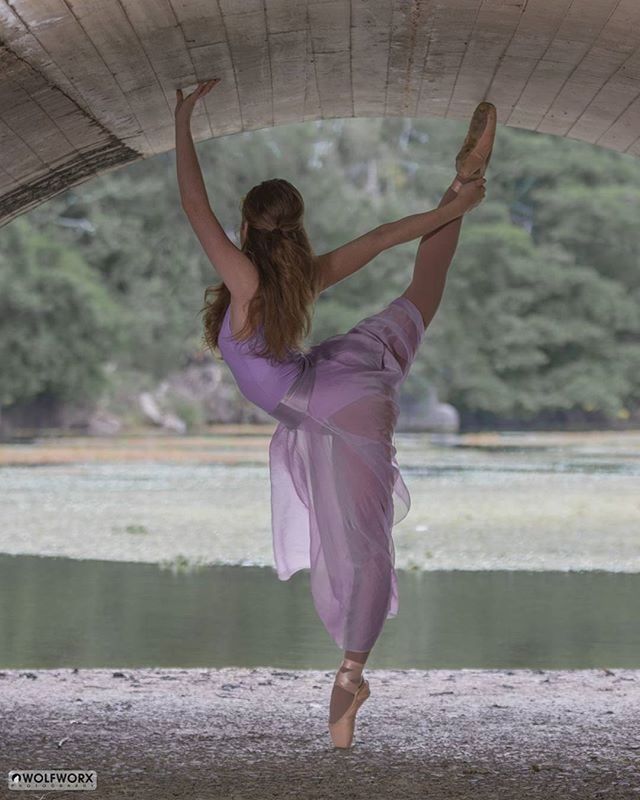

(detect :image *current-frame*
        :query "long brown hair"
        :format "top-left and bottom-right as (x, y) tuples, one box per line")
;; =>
(200, 178), (321, 362)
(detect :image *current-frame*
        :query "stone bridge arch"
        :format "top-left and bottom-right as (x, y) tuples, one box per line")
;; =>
(1, 0), (639, 226)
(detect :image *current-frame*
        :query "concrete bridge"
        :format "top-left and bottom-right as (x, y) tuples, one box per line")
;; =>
(1, 0), (640, 226)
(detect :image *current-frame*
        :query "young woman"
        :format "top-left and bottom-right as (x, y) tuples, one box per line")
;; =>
(175, 81), (496, 749)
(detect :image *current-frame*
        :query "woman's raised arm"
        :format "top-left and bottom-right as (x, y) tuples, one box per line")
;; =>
(316, 180), (483, 292)
(175, 81), (259, 303)
(379, 180), (483, 250)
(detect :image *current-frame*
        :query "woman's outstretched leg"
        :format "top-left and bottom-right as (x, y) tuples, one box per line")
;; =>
(402, 177), (466, 331)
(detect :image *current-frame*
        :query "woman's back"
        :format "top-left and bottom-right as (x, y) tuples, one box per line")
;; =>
(218, 302), (306, 415)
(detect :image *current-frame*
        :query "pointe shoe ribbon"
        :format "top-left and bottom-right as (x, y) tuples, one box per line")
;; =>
(328, 657), (371, 749)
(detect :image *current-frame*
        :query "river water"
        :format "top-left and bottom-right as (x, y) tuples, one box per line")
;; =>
(0, 429), (638, 669)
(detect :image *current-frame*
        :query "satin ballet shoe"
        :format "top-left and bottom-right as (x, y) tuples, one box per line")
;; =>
(328, 657), (371, 749)
(454, 101), (497, 185)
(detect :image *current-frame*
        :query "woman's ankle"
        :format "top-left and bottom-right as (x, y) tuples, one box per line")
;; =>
(438, 177), (463, 203)
(344, 650), (369, 664)
(451, 174), (470, 193)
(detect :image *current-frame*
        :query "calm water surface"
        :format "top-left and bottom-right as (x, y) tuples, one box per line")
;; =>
(1, 553), (638, 670)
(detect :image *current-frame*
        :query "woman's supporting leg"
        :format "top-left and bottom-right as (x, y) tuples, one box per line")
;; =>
(329, 649), (369, 723)
(402, 178), (465, 331)
(325, 185), (467, 724)
(322, 417), (396, 723)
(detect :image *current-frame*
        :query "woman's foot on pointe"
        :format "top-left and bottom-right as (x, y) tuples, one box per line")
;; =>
(328, 657), (370, 749)
(329, 662), (362, 723)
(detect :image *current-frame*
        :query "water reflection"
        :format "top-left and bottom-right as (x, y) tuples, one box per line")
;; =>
(0, 553), (637, 670)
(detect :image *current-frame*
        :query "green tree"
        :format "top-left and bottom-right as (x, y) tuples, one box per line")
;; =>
(2, 118), (639, 428)
(0, 219), (121, 407)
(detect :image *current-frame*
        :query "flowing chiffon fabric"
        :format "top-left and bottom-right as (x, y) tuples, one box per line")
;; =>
(269, 296), (425, 651)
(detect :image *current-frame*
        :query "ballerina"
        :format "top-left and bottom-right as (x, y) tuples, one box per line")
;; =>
(175, 81), (496, 748)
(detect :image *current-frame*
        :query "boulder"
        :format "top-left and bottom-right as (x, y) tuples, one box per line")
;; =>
(398, 385), (460, 433)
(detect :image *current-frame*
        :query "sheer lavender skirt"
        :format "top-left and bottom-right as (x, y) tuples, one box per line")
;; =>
(269, 296), (425, 651)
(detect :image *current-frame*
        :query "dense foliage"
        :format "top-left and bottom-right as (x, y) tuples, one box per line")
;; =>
(1, 117), (639, 428)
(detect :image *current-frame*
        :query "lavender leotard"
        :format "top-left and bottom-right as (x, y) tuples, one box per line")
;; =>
(218, 295), (425, 652)
(218, 304), (305, 414)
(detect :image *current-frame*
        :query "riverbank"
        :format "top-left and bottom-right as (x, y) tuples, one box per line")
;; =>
(1, 429), (638, 573)
(1, 666), (638, 799)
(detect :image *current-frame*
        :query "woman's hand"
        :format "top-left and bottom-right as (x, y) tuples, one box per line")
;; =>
(175, 79), (220, 125)
(455, 177), (486, 213)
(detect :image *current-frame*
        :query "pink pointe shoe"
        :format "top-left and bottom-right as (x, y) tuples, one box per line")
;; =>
(328, 657), (371, 749)
(451, 101), (497, 193)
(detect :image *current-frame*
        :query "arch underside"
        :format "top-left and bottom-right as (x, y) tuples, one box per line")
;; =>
(1, 0), (640, 226)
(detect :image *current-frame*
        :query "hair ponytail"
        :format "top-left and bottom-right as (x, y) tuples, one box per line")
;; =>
(200, 178), (321, 362)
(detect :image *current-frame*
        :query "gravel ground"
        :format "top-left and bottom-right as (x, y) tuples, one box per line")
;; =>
(1, 667), (639, 799)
